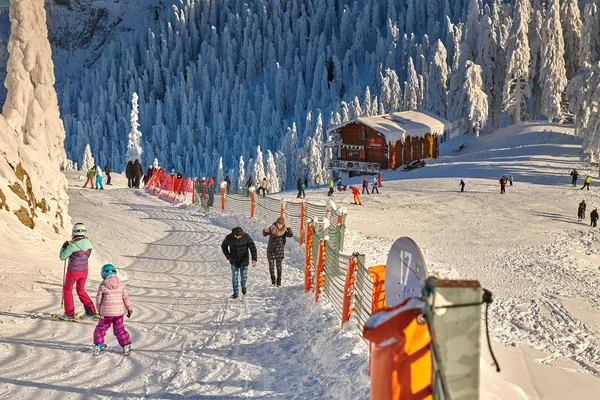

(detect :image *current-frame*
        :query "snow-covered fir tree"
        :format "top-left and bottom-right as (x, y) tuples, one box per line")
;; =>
(427, 40), (448, 118)
(238, 156), (246, 190)
(217, 157), (224, 184)
(81, 144), (95, 171)
(461, 61), (489, 136)
(126, 92), (143, 164)
(275, 150), (287, 191)
(562, 0), (582, 79)
(265, 150), (280, 193)
(253, 146), (266, 182)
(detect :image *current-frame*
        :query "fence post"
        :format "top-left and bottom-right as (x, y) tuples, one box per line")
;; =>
(314, 238), (326, 302)
(304, 222), (314, 293)
(221, 187), (226, 211)
(191, 180), (196, 205)
(250, 190), (255, 218)
(280, 200), (285, 217)
(299, 202), (305, 245)
(368, 265), (387, 314)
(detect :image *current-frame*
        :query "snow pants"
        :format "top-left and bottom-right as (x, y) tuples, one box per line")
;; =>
(268, 258), (283, 285)
(572, 177), (577, 187)
(500, 185), (506, 194)
(83, 178), (95, 189)
(231, 264), (248, 294)
(372, 186), (379, 194)
(297, 189), (305, 198)
(95, 176), (103, 189)
(582, 183), (590, 190)
(362, 186), (369, 194)
(328, 187), (334, 196)
(63, 271), (96, 317)
(94, 315), (131, 347)
(353, 193), (362, 205)
(592, 220), (597, 228)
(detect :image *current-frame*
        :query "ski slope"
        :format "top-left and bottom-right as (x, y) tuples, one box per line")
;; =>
(0, 175), (369, 399)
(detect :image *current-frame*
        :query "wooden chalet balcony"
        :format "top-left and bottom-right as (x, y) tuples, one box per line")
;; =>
(327, 159), (380, 174)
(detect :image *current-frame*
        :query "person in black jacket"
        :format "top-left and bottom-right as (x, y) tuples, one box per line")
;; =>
(591, 208), (599, 228)
(126, 161), (134, 188)
(578, 200), (587, 221)
(221, 227), (257, 298)
(104, 163), (112, 185)
(133, 159), (144, 188)
(263, 216), (293, 286)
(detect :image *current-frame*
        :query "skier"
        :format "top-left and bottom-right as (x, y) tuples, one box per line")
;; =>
(500, 176), (507, 194)
(221, 227), (257, 298)
(95, 165), (104, 190)
(372, 176), (380, 194)
(315, 176), (320, 189)
(259, 178), (268, 197)
(460, 179), (465, 192)
(578, 200), (587, 221)
(582, 175), (592, 191)
(225, 175), (232, 194)
(378, 172), (383, 187)
(263, 217), (293, 287)
(303, 176), (308, 190)
(350, 186), (362, 205)
(143, 165), (153, 185)
(245, 176), (254, 196)
(59, 223), (97, 320)
(570, 169), (579, 187)
(297, 178), (305, 198)
(327, 178), (334, 196)
(591, 208), (599, 228)
(509, 174), (513, 186)
(133, 159), (144, 188)
(362, 177), (370, 194)
(126, 161), (134, 188)
(93, 264), (133, 356)
(83, 167), (96, 189)
(207, 177), (215, 207)
(104, 163), (112, 185)
(336, 177), (346, 191)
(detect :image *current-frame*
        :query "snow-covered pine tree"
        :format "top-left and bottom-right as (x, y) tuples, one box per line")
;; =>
(404, 57), (419, 111)
(253, 145), (266, 182)
(217, 157), (224, 184)
(562, 0), (582, 79)
(462, 61), (489, 136)
(81, 144), (95, 171)
(275, 151), (287, 191)
(427, 40), (448, 118)
(126, 92), (143, 163)
(580, 1), (600, 65)
(539, 0), (567, 121)
(266, 150), (280, 193)
(238, 155), (246, 190)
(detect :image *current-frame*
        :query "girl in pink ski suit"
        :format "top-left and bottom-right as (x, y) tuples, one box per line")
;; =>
(94, 264), (132, 350)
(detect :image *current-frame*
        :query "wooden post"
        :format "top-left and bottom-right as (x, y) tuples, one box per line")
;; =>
(221, 187), (226, 211)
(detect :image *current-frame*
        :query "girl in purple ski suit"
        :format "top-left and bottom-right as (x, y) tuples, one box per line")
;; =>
(93, 264), (133, 353)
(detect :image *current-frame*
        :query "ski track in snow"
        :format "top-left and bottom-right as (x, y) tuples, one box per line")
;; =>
(0, 181), (369, 399)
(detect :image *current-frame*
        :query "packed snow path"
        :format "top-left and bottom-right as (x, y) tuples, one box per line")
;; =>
(0, 184), (368, 399)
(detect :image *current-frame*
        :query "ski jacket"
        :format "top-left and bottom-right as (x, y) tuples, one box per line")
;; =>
(362, 178), (369, 188)
(221, 233), (257, 267)
(263, 224), (293, 260)
(592, 210), (599, 222)
(60, 238), (93, 272)
(329, 179), (334, 188)
(104, 165), (111, 174)
(261, 180), (268, 189)
(96, 274), (132, 317)
(351, 186), (360, 195)
(125, 162), (134, 179)
(133, 161), (144, 177)
(372, 178), (378, 187)
(96, 168), (103, 178)
(500, 177), (507, 185)
(87, 169), (96, 179)
(585, 176), (592, 184)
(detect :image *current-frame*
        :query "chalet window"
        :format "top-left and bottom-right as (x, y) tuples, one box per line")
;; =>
(348, 151), (360, 160)
(360, 129), (367, 139)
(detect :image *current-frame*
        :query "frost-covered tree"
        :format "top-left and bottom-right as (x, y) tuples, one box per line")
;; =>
(253, 145), (266, 182)
(427, 41), (448, 118)
(539, 0), (567, 121)
(238, 155), (246, 189)
(462, 61), (489, 136)
(265, 150), (280, 193)
(126, 92), (143, 162)
(562, 0), (582, 79)
(275, 151), (287, 191)
(217, 157), (224, 184)
(404, 57), (419, 111)
(580, 2), (600, 65)
(81, 144), (95, 171)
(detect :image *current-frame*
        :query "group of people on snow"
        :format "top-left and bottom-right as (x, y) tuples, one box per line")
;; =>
(83, 164), (112, 190)
(125, 159), (144, 188)
(578, 200), (599, 227)
(571, 169), (592, 190)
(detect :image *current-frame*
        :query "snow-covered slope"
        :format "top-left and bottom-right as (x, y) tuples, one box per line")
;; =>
(0, 0), (68, 239)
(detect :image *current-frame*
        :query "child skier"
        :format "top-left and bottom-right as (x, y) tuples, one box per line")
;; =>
(372, 176), (380, 194)
(350, 186), (362, 205)
(95, 165), (104, 190)
(93, 264), (133, 356)
(59, 223), (97, 320)
(83, 168), (96, 189)
(582, 175), (592, 191)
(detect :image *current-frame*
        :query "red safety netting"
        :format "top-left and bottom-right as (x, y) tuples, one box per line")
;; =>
(145, 170), (195, 204)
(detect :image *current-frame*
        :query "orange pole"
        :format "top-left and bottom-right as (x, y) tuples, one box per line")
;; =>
(250, 191), (255, 218)
(221, 187), (226, 211)
(314, 239), (326, 302)
(304, 222), (314, 293)
(368, 265), (387, 313)
(341, 257), (358, 328)
(337, 214), (343, 227)
(280, 202), (285, 217)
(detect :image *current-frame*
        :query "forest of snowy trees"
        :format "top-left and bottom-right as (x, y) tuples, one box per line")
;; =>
(41, 0), (600, 188)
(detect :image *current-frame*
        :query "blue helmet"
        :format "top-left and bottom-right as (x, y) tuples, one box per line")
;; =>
(101, 264), (117, 279)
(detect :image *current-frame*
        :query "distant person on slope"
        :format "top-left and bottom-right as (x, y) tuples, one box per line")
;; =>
(500, 176), (508, 194)
(104, 163), (112, 185)
(297, 178), (305, 198)
(95, 165), (104, 190)
(509, 174), (513, 186)
(578, 200), (587, 221)
(362, 177), (370, 194)
(372, 176), (380, 194)
(245, 176), (254, 197)
(59, 223), (97, 320)
(591, 208), (599, 228)
(221, 227), (257, 298)
(582, 175), (592, 191)
(259, 178), (268, 197)
(570, 169), (579, 187)
(133, 159), (144, 188)
(327, 178), (334, 196)
(93, 264), (133, 356)
(225, 175), (232, 194)
(263, 217), (293, 287)
(378, 172), (383, 187)
(350, 186), (362, 205)
(460, 179), (466, 192)
(126, 161), (134, 188)
(83, 167), (96, 189)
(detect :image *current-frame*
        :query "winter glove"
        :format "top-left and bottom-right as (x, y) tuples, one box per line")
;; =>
(61, 241), (70, 249)
(127, 308), (132, 318)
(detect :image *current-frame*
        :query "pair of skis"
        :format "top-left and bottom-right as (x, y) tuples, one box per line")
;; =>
(93, 345), (130, 356)
(32, 313), (96, 324)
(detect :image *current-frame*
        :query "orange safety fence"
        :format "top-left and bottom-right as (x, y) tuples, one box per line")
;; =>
(221, 187), (226, 210)
(368, 265), (387, 314)
(304, 222), (314, 293)
(341, 256), (359, 328)
(314, 239), (326, 302)
(145, 170), (195, 204)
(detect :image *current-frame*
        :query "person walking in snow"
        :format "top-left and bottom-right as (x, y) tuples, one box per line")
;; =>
(327, 178), (334, 196)
(362, 177), (370, 194)
(315, 176), (320, 189)
(578, 200), (587, 221)
(258, 178), (268, 197)
(509, 174), (513, 186)
(59, 223), (97, 319)
(225, 175), (232, 194)
(500, 176), (508, 194)
(378, 172), (383, 187)
(83, 167), (96, 189)
(591, 208), (599, 228)
(95, 166), (104, 190)
(133, 159), (144, 188)
(372, 176), (380, 194)
(143, 165), (153, 186)
(460, 179), (466, 192)
(297, 178), (305, 198)
(582, 175), (592, 191)
(207, 177), (215, 207)
(126, 161), (134, 188)
(263, 217), (293, 287)
(93, 264), (133, 356)
(350, 186), (362, 205)
(221, 227), (257, 298)
(245, 176), (254, 196)
(571, 169), (579, 187)
(303, 176), (308, 190)
(104, 163), (112, 185)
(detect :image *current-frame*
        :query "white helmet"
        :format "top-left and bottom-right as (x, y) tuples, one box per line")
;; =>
(72, 223), (87, 237)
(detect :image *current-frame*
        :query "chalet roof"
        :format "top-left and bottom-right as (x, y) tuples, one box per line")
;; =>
(327, 110), (451, 143)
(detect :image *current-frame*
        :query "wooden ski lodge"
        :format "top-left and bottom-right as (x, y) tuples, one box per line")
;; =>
(325, 110), (452, 176)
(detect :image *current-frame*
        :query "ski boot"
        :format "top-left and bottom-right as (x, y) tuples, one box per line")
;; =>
(123, 344), (131, 356)
(84, 306), (99, 319)
(93, 344), (107, 356)
(241, 287), (247, 295)
(230, 293), (239, 299)
(58, 313), (77, 321)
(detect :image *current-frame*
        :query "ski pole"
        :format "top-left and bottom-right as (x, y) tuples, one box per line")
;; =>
(60, 259), (66, 307)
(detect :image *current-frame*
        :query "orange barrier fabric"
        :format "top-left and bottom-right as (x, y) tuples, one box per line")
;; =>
(368, 265), (387, 313)
(364, 299), (432, 400)
(304, 223), (314, 293)
(341, 257), (358, 328)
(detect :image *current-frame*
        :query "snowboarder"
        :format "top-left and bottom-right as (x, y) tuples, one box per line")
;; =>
(327, 178), (334, 196)
(591, 208), (599, 228)
(350, 186), (362, 205)
(258, 178), (268, 197)
(372, 177), (380, 194)
(509, 174), (513, 186)
(460, 179), (466, 192)
(95, 166), (104, 190)
(263, 217), (293, 287)
(500, 176), (508, 194)
(93, 264), (133, 356)
(126, 161), (134, 188)
(378, 172), (383, 187)
(133, 159), (144, 188)
(362, 177), (370, 194)
(225, 175), (232, 194)
(578, 200), (587, 221)
(59, 223), (97, 320)
(570, 169), (579, 187)
(221, 227), (257, 298)
(104, 163), (112, 185)
(582, 175), (592, 191)
(297, 178), (305, 198)
(83, 167), (96, 189)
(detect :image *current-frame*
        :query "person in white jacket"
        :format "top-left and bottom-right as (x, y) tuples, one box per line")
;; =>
(95, 165), (104, 190)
